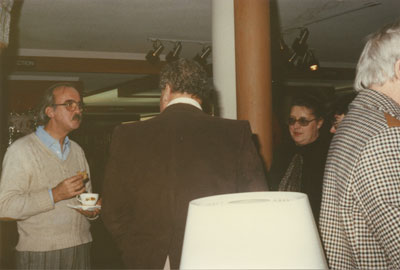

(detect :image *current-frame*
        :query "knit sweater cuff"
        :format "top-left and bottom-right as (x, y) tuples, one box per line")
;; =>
(35, 189), (55, 213)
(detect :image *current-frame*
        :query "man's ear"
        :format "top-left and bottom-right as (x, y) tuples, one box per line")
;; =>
(45, 106), (55, 119)
(163, 84), (172, 102)
(160, 84), (173, 112)
(317, 118), (324, 129)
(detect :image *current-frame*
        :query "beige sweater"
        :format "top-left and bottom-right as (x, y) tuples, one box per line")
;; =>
(0, 133), (92, 251)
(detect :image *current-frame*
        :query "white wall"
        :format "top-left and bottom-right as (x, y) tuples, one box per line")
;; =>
(212, 0), (237, 120)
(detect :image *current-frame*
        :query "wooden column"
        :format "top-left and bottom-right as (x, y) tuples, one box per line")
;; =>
(234, 0), (273, 169)
(0, 48), (3, 268)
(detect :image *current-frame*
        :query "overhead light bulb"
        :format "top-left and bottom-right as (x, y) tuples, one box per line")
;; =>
(307, 50), (319, 71)
(309, 64), (319, 71)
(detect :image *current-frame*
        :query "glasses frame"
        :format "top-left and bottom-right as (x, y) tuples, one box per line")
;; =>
(287, 117), (316, 127)
(52, 100), (84, 112)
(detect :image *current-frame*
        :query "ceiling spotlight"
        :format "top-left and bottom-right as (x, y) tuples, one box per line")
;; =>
(281, 27), (319, 71)
(291, 28), (309, 57)
(307, 50), (319, 71)
(146, 40), (164, 64)
(194, 45), (212, 65)
(166, 41), (182, 63)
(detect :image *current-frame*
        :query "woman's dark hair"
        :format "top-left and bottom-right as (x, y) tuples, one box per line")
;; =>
(290, 94), (325, 120)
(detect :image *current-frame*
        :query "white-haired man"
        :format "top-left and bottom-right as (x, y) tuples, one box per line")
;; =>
(319, 21), (400, 269)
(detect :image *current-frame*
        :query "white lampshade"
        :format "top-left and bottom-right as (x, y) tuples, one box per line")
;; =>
(180, 192), (328, 269)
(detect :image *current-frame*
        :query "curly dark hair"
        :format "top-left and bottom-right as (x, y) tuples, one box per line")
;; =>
(159, 58), (211, 101)
(332, 92), (357, 115)
(290, 94), (325, 120)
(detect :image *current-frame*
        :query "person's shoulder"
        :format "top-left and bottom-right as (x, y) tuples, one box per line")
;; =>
(207, 116), (250, 127)
(200, 117), (253, 136)
(8, 132), (36, 149)
(4, 133), (37, 161)
(384, 113), (400, 128)
(69, 139), (85, 153)
(112, 119), (150, 134)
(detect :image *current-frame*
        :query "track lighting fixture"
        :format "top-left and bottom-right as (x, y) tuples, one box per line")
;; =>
(193, 45), (212, 66)
(146, 38), (211, 64)
(166, 41), (182, 63)
(291, 28), (309, 57)
(281, 28), (319, 71)
(146, 40), (164, 64)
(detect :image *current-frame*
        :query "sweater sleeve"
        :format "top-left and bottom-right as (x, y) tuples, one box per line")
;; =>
(79, 145), (92, 193)
(0, 143), (54, 220)
(84, 157), (92, 193)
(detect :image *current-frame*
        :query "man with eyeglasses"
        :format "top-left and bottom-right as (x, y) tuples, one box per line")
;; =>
(0, 83), (99, 269)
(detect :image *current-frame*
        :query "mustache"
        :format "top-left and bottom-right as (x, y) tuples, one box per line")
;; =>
(73, 114), (82, 121)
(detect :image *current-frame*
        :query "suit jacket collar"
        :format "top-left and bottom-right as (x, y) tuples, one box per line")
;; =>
(353, 88), (400, 118)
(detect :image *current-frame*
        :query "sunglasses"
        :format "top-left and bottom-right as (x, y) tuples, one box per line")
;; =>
(287, 117), (316, 127)
(52, 100), (84, 112)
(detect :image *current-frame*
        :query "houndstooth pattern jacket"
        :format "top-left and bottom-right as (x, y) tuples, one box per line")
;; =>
(319, 89), (400, 270)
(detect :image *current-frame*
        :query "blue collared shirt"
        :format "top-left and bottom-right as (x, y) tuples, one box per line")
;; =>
(35, 126), (71, 160)
(36, 126), (71, 204)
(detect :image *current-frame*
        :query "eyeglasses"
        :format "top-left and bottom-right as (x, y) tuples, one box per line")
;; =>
(52, 100), (84, 112)
(287, 117), (316, 126)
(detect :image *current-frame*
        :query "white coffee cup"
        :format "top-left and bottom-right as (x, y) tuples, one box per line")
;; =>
(76, 193), (99, 206)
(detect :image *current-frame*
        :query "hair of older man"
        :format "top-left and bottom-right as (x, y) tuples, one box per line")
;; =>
(354, 20), (400, 91)
(36, 82), (79, 125)
(159, 58), (211, 101)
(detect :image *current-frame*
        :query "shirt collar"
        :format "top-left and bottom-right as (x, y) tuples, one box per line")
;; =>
(354, 89), (400, 118)
(35, 125), (70, 151)
(166, 97), (202, 110)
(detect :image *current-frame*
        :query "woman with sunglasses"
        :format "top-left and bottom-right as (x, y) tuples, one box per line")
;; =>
(268, 94), (331, 222)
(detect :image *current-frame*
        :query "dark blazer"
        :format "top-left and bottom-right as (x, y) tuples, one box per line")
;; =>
(102, 103), (268, 269)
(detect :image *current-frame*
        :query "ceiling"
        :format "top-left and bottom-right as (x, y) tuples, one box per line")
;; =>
(6, 0), (400, 111)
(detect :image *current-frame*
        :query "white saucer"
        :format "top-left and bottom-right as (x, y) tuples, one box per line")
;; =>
(67, 204), (101, 211)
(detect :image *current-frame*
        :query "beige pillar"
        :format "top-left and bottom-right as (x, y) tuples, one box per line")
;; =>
(234, 0), (273, 169)
(212, 0), (237, 120)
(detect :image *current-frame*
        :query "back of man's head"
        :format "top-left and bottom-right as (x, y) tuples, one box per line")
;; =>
(159, 58), (211, 101)
(355, 20), (400, 91)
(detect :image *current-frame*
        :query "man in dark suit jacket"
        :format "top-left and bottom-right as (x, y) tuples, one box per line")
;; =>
(102, 59), (268, 269)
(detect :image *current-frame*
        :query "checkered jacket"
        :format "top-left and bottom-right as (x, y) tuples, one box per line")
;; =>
(319, 89), (400, 269)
